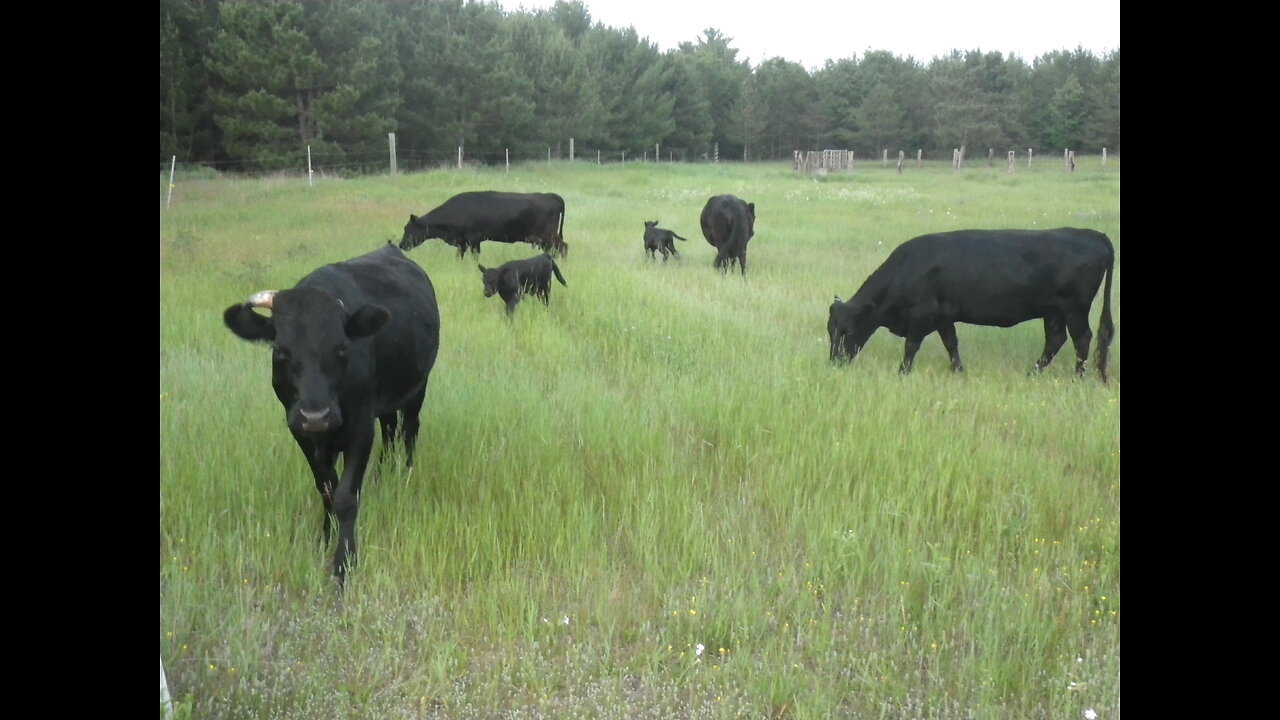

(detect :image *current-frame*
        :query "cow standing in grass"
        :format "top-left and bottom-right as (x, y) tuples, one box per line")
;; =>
(700, 194), (756, 276)
(222, 244), (441, 585)
(401, 191), (568, 258)
(643, 220), (688, 262)
(828, 227), (1115, 382)
(478, 253), (568, 315)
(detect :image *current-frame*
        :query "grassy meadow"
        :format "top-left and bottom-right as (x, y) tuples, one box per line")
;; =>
(159, 157), (1120, 719)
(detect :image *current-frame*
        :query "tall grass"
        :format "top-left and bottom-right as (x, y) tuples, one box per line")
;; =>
(161, 158), (1119, 719)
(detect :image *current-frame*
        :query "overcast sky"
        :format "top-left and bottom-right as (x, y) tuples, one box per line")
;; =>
(498, 0), (1120, 70)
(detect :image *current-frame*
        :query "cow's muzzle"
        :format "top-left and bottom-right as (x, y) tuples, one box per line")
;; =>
(299, 407), (334, 432)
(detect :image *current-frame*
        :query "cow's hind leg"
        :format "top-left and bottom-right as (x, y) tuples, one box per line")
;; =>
(377, 412), (400, 467)
(400, 386), (426, 467)
(938, 323), (964, 372)
(1064, 310), (1095, 379)
(1032, 312), (1069, 375)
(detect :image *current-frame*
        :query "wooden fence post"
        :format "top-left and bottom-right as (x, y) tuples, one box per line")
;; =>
(167, 156), (176, 209)
(1007, 150), (1016, 173)
(917, 149), (922, 168)
(897, 150), (905, 174)
(388, 133), (397, 177)
(1028, 148), (1033, 168)
(1102, 147), (1107, 167)
(161, 655), (174, 719)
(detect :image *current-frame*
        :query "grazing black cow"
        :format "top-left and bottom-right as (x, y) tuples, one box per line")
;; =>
(222, 244), (441, 584)
(827, 227), (1115, 382)
(643, 220), (688, 261)
(700, 194), (756, 275)
(478, 253), (567, 315)
(401, 191), (568, 258)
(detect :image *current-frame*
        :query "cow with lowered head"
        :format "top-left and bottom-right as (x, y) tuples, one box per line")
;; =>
(700, 194), (756, 275)
(828, 227), (1115, 382)
(223, 244), (441, 585)
(643, 220), (688, 261)
(401, 191), (568, 258)
(478, 252), (567, 315)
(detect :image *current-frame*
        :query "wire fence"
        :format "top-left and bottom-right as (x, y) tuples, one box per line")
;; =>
(158, 144), (714, 179)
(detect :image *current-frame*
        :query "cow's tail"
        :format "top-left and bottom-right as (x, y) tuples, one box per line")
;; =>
(1094, 234), (1116, 384)
(550, 258), (568, 286)
(673, 232), (688, 242)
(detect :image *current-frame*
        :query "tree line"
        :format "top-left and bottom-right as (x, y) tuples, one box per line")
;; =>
(159, 0), (1120, 173)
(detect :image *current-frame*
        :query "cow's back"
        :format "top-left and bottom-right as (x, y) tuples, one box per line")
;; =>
(700, 195), (752, 247)
(872, 228), (1112, 328)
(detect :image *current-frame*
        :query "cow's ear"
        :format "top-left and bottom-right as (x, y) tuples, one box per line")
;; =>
(833, 295), (842, 304)
(478, 264), (487, 273)
(346, 305), (391, 339)
(748, 203), (755, 216)
(410, 214), (419, 223)
(224, 304), (275, 343)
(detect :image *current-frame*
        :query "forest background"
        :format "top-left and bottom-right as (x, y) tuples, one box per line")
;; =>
(158, 0), (1120, 173)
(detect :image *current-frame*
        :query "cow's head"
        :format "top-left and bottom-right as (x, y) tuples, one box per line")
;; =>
(828, 295), (875, 364)
(745, 203), (756, 240)
(399, 214), (434, 251)
(477, 264), (512, 299)
(224, 288), (391, 434)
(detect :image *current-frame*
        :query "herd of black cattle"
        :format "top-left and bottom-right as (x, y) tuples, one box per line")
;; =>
(221, 188), (1116, 584)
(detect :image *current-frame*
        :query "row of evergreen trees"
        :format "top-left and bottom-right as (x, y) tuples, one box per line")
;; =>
(159, 0), (1120, 173)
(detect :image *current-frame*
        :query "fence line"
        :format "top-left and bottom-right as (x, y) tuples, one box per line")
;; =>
(160, 147), (1117, 187)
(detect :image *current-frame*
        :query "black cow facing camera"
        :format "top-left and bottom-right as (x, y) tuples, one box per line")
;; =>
(223, 244), (441, 586)
(643, 220), (688, 261)
(478, 253), (567, 315)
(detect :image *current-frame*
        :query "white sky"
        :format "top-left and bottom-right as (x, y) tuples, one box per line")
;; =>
(499, 0), (1120, 70)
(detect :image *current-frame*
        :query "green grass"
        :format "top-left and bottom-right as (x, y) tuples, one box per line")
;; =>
(160, 158), (1119, 719)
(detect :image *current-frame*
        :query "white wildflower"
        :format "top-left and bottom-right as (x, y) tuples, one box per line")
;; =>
(1084, 710), (1097, 720)
(561, 616), (570, 626)
(695, 643), (704, 656)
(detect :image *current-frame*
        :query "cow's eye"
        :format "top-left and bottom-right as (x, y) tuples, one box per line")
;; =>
(335, 345), (349, 360)
(272, 347), (290, 363)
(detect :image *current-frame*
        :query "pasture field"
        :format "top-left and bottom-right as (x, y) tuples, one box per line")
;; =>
(160, 158), (1120, 719)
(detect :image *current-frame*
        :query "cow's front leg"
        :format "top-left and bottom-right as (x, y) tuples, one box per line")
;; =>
(900, 335), (925, 374)
(299, 438), (339, 548)
(938, 323), (964, 372)
(332, 436), (374, 586)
